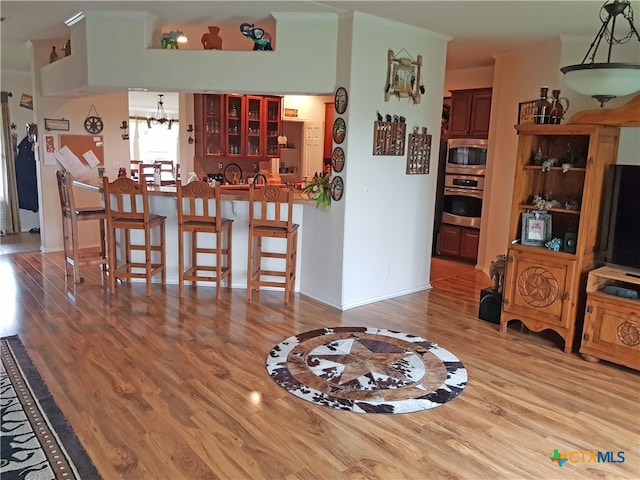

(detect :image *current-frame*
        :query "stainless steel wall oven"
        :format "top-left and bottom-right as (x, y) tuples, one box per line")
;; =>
(442, 174), (484, 229)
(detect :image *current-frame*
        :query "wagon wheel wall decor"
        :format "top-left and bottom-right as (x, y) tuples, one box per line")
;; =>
(385, 49), (423, 105)
(84, 104), (104, 134)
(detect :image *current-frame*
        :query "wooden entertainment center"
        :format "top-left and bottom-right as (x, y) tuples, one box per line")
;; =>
(580, 265), (640, 370)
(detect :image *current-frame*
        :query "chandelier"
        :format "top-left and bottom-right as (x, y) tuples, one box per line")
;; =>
(147, 94), (174, 128)
(560, 0), (640, 106)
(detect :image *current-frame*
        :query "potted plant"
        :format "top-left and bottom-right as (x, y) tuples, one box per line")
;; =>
(303, 173), (331, 209)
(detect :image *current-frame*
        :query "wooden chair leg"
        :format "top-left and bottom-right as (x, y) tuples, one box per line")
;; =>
(160, 222), (166, 286)
(178, 228), (184, 298)
(216, 231), (222, 301)
(61, 215), (71, 279)
(108, 227), (117, 294)
(70, 214), (82, 284)
(246, 230), (253, 303)
(227, 228), (232, 292)
(144, 226), (152, 296)
(99, 218), (107, 272)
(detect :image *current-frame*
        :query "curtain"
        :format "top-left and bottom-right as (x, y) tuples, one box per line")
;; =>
(0, 91), (21, 235)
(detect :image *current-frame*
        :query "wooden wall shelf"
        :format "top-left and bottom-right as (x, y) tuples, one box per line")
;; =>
(373, 121), (406, 156)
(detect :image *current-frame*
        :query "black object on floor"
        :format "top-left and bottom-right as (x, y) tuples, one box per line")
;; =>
(479, 287), (502, 325)
(29, 227), (40, 234)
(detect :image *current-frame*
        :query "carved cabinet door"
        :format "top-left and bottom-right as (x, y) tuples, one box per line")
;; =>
(503, 248), (575, 328)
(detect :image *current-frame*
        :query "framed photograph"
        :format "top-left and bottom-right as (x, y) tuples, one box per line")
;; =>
(19, 94), (33, 110)
(521, 211), (552, 246)
(518, 99), (537, 125)
(44, 118), (70, 131)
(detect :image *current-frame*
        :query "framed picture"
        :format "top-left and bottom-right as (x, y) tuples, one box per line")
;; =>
(19, 94), (33, 110)
(521, 211), (552, 246)
(384, 49), (423, 105)
(518, 99), (537, 125)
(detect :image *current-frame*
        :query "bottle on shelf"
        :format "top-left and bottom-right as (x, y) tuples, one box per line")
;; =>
(548, 89), (569, 125)
(533, 87), (551, 125)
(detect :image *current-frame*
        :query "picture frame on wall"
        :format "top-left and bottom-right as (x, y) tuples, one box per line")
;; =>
(521, 211), (552, 246)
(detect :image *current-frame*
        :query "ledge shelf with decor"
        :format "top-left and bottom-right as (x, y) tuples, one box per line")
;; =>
(500, 124), (621, 353)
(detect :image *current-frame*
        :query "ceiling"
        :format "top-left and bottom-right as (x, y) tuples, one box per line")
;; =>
(2, 0), (638, 72)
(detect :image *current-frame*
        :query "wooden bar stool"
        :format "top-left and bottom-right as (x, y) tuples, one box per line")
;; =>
(246, 184), (299, 305)
(102, 176), (166, 296)
(55, 170), (107, 284)
(176, 180), (233, 299)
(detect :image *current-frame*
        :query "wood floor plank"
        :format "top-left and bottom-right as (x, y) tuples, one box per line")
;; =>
(1, 252), (638, 479)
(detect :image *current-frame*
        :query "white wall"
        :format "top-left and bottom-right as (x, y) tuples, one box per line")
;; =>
(337, 12), (447, 308)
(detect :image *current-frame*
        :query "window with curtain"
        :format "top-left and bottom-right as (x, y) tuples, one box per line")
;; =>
(129, 117), (179, 164)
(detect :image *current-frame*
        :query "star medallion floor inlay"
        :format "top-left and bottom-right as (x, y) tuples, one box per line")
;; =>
(267, 327), (467, 414)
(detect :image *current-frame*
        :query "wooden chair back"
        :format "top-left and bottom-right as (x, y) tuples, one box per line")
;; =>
(56, 169), (75, 218)
(248, 185), (295, 231)
(102, 176), (152, 224)
(135, 160), (178, 185)
(176, 180), (223, 232)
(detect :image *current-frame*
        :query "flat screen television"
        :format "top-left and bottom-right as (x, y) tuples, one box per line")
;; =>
(598, 164), (640, 270)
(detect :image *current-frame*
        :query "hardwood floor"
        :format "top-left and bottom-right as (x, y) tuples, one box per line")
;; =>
(1, 252), (638, 479)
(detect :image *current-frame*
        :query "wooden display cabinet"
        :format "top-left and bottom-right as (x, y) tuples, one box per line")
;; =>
(580, 265), (640, 370)
(226, 94), (245, 157)
(448, 88), (492, 138)
(194, 94), (282, 174)
(500, 124), (620, 353)
(194, 93), (224, 158)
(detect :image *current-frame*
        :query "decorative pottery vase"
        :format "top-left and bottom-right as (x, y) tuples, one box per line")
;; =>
(201, 26), (223, 50)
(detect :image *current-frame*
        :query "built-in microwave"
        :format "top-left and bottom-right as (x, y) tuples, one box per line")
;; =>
(446, 138), (488, 175)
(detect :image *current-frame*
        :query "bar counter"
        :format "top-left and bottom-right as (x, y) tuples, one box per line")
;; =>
(74, 179), (315, 291)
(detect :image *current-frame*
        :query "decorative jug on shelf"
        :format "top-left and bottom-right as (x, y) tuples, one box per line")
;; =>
(549, 89), (570, 125)
(534, 86), (552, 124)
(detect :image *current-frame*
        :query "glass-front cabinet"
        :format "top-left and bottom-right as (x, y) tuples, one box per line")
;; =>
(226, 95), (244, 157)
(203, 94), (223, 157)
(246, 96), (263, 158)
(195, 94), (282, 164)
(266, 97), (281, 157)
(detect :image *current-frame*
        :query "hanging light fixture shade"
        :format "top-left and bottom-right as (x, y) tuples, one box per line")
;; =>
(560, 0), (640, 106)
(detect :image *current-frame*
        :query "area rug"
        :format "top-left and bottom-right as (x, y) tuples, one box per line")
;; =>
(1, 335), (102, 480)
(266, 326), (467, 414)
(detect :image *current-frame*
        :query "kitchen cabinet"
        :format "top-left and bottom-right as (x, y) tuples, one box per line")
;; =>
(438, 224), (479, 261)
(448, 88), (492, 138)
(194, 93), (282, 168)
(580, 265), (640, 370)
(500, 124), (620, 353)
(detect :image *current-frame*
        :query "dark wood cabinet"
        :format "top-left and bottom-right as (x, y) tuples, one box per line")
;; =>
(448, 88), (492, 138)
(195, 93), (282, 165)
(438, 224), (479, 260)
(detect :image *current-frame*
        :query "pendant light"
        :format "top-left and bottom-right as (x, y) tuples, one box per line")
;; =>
(560, 0), (640, 106)
(147, 94), (174, 129)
